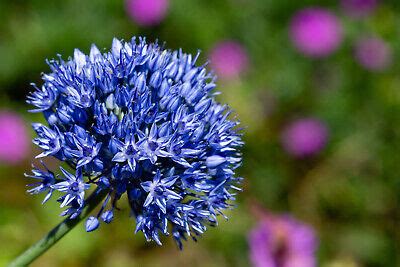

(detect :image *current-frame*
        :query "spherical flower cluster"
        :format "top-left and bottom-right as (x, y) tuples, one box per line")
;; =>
(341, 0), (378, 18)
(281, 118), (328, 158)
(248, 213), (318, 267)
(354, 37), (392, 72)
(126, 0), (169, 27)
(209, 41), (249, 80)
(0, 111), (30, 164)
(289, 8), (343, 58)
(26, 37), (243, 248)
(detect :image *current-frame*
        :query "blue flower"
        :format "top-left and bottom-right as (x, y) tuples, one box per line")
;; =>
(141, 170), (181, 213)
(64, 125), (103, 171)
(112, 135), (141, 172)
(137, 124), (172, 164)
(26, 37), (243, 248)
(59, 201), (84, 219)
(52, 167), (90, 208)
(25, 161), (56, 203)
(27, 84), (58, 112)
(32, 123), (63, 158)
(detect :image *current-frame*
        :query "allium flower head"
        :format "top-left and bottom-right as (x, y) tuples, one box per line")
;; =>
(248, 213), (318, 267)
(126, 0), (169, 27)
(26, 37), (243, 247)
(0, 111), (30, 164)
(209, 41), (249, 80)
(341, 0), (378, 18)
(354, 37), (392, 72)
(281, 118), (328, 158)
(289, 8), (343, 58)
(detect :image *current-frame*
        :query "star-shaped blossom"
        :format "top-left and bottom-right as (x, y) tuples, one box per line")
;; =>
(25, 161), (56, 203)
(32, 123), (63, 158)
(65, 85), (95, 109)
(138, 124), (171, 164)
(166, 138), (201, 168)
(52, 167), (90, 208)
(141, 170), (182, 214)
(27, 84), (58, 112)
(64, 126), (102, 169)
(112, 135), (141, 171)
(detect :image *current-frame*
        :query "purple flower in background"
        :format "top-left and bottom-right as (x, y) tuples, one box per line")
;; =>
(126, 0), (169, 27)
(354, 37), (392, 72)
(289, 8), (343, 58)
(248, 214), (318, 267)
(281, 118), (328, 158)
(0, 111), (30, 164)
(209, 41), (249, 80)
(341, 0), (378, 18)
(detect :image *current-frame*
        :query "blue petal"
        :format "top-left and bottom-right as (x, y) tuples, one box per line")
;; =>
(112, 152), (126, 162)
(206, 155), (226, 168)
(74, 49), (86, 73)
(89, 44), (102, 63)
(112, 38), (123, 57)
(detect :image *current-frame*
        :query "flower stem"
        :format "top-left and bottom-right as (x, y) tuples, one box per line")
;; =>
(8, 188), (108, 267)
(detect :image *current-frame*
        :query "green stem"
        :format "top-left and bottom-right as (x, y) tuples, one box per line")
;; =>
(8, 188), (108, 267)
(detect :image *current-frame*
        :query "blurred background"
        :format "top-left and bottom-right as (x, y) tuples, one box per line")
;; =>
(0, 0), (399, 266)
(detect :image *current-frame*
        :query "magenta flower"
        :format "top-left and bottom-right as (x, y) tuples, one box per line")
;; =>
(289, 8), (343, 58)
(248, 214), (318, 267)
(126, 0), (169, 27)
(0, 110), (30, 164)
(354, 37), (392, 72)
(281, 118), (328, 158)
(341, 0), (378, 18)
(209, 41), (249, 80)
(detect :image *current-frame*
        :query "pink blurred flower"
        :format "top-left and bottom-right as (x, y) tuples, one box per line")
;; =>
(0, 111), (30, 164)
(281, 118), (328, 158)
(354, 37), (392, 72)
(248, 213), (318, 267)
(341, 0), (378, 18)
(209, 41), (249, 80)
(126, 0), (169, 27)
(289, 8), (343, 58)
